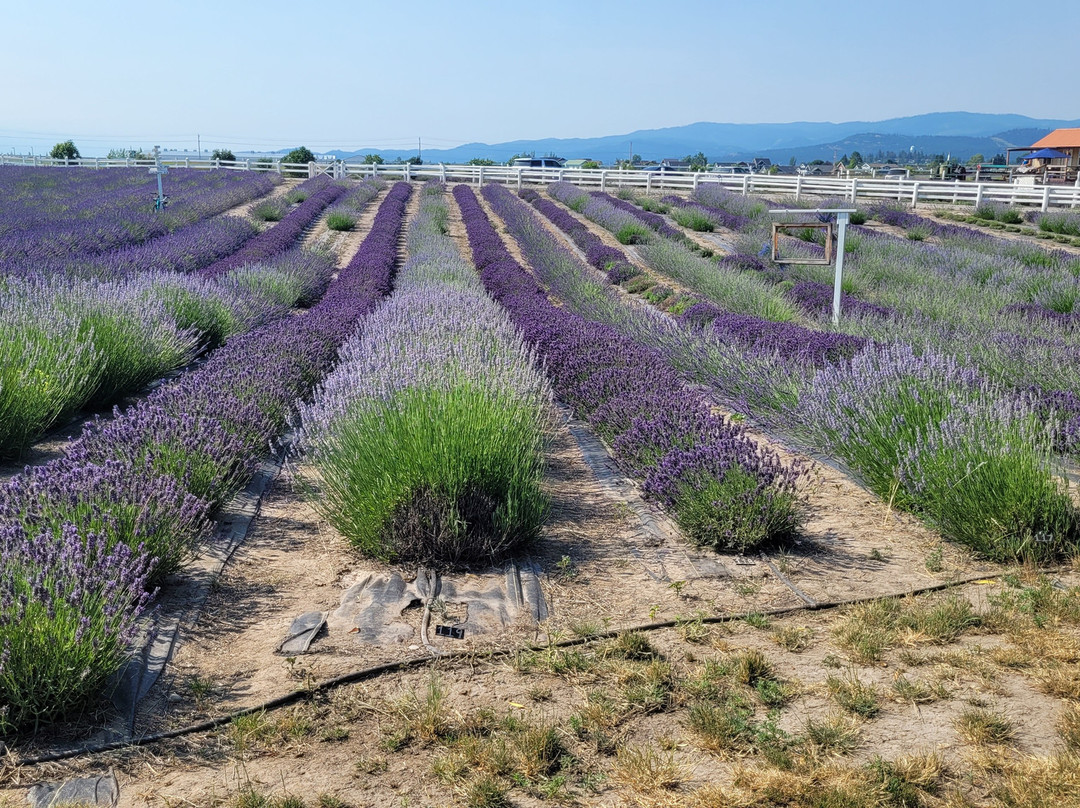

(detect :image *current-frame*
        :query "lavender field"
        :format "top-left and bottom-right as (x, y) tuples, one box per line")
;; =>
(3, 166), (1080, 808)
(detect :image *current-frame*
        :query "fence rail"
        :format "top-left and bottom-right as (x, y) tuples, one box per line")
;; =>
(3, 154), (1079, 210)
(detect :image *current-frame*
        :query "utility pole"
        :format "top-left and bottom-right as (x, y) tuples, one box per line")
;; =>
(628, 141), (632, 166)
(197, 134), (201, 159)
(418, 137), (422, 162)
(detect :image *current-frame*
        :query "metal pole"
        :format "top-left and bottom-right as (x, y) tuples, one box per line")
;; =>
(832, 212), (849, 326)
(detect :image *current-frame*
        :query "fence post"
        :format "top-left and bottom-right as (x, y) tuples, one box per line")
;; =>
(850, 178), (858, 202)
(911, 182), (919, 209)
(794, 175), (802, 202)
(693, 172), (700, 192)
(1042, 185), (1051, 212)
(741, 175), (749, 196)
(517, 168), (523, 191)
(646, 172), (653, 194)
(974, 183), (984, 209)
(405, 162), (412, 182)
(477, 165), (483, 186)
(600, 170), (607, 192)
(440, 163), (447, 182)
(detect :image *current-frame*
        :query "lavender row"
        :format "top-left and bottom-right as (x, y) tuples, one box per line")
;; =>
(0, 168), (276, 270)
(663, 194), (749, 232)
(301, 184), (551, 564)
(457, 183), (805, 555)
(0, 183), (412, 737)
(590, 190), (685, 240)
(2, 215), (258, 281)
(518, 188), (639, 283)
(491, 185), (1080, 562)
(198, 177), (346, 277)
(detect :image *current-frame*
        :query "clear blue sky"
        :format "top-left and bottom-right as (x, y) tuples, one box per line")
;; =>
(2, 0), (1076, 157)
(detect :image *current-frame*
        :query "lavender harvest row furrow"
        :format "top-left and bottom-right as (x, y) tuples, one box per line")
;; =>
(455, 183), (805, 556)
(198, 178), (346, 277)
(0, 183), (412, 737)
(590, 191), (685, 240)
(519, 188), (639, 283)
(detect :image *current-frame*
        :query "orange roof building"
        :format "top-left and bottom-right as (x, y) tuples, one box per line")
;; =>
(1028, 128), (1080, 169)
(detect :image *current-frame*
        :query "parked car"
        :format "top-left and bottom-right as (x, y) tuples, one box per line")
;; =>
(510, 157), (565, 168)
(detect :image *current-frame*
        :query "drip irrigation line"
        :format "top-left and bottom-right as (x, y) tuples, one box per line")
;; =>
(11, 566), (1045, 769)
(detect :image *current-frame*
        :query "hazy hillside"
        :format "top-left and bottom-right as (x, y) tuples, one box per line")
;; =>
(308, 113), (1080, 165)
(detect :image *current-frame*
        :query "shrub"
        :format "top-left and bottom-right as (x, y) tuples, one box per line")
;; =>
(211, 148), (236, 162)
(282, 146), (315, 165)
(0, 523), (154, 735)
(326, 212), (356, 231)
(616, 222), (652, 244)
(252, 198), (288, 222)
(49, 140), (79, 160)
(669, 206), (715, 232)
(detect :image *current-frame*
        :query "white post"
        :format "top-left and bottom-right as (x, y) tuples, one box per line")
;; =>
(440, 163), (446, 182)
(911, 181), (919, 208)
(477, 165), (483, 186)
(517, 168), (523, 191)
(693, 172), (700, 192)
(600, 170), (607, 192)
(646, 172), (653, 194)
(850, 178), (858, 202)
(832, 212), (849, 327)
(405, 162), (412, 182)
(741, 175), (749, 196)
(974, 183), (984, 209)
(1042, 185), (1051, 212)
(795, 175), (802, 202)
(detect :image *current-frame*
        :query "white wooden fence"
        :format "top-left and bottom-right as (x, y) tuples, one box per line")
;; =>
(3, 154), (1079, 211)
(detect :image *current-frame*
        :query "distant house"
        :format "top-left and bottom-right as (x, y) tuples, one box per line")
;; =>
(659, 159), (691, 170)
(563, 159), (594, 168)
(1028, 128), (1080, 167)
(799, 162), (835, 176)
(1012, 129), (1080, 182)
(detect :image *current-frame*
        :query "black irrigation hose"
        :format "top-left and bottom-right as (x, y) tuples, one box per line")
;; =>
(12, 566), (1047, 769)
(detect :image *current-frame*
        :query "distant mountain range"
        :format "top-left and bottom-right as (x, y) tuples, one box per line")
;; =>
(275, 113), (1080, 165)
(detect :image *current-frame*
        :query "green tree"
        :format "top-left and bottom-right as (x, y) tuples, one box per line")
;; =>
(581, 160), (601, 169)
(990, 153), (1006, 165)
(848, 151), (863, 169)
(362, 153), (384, 164)
(789, 156), (797, 166)
(211, 148), (236, 162)
(467, 157), (495, 166)
(50, 140), (80, 160)
(966, 153), (984, 166)
(406, 155), (423, 165)
(684, 151), (708, 171)
(282, 146), (316, 165)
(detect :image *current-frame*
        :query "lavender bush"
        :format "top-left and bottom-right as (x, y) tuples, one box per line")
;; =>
(0, 523), (155, 735)
(799, 343), (1079, 560)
